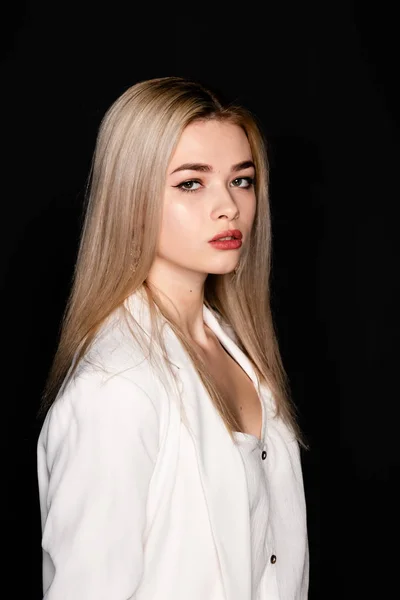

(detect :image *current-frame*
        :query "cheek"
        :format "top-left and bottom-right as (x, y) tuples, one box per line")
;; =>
(159, 201), (199, 249)
(239, 193), (257, 224)
(250, 200), (257, 222)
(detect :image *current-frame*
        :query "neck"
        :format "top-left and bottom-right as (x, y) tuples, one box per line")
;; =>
(145, 260), (210, 345)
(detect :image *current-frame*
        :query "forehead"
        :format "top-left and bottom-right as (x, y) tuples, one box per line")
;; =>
(169, 120), (252, 167)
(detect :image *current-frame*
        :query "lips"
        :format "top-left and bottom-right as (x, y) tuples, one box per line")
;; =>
(209, 229), (243, 242)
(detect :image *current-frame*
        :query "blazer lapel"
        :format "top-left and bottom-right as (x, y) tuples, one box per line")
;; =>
(125, 290), (255, 600)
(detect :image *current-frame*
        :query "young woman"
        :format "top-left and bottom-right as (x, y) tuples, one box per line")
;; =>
(37, 76), (309, 599)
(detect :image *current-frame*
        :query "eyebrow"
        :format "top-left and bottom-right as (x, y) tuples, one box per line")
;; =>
(169, 160), (255, 175)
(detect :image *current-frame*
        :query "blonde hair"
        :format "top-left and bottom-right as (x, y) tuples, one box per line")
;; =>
(39, 76), (305, 446)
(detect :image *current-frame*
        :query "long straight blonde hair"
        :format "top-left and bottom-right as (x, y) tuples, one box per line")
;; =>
(39, 76), (305, 446)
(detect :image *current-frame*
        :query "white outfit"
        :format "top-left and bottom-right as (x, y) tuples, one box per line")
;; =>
(37, 287), (309, 599)
(233, 395), (279, 599)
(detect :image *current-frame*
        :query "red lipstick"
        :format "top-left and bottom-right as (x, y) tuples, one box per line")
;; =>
(209, 229), (243, 250)
(209, 229), (242, 242)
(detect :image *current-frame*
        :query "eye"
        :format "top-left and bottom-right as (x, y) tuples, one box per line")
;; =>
(231, 176), (255, 189)
(174, 180), (202, 193)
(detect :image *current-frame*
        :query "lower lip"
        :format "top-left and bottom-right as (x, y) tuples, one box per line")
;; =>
(209, 239), (242, 250)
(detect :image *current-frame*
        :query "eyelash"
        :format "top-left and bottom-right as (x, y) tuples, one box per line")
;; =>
(174, 176), (255, 193)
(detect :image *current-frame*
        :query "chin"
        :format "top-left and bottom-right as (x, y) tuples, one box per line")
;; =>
(208, 265), (237, 276)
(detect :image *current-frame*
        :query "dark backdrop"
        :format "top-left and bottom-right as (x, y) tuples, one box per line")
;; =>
(2, 2), (399, 598)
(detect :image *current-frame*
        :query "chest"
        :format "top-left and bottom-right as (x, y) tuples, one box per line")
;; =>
(198, 340), (263, 440)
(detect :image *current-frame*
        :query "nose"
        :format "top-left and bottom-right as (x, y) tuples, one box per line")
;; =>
(212, 188), (240, 221)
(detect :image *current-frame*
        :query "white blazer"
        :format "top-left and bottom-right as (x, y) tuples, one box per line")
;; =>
(37, 287), (309, 600)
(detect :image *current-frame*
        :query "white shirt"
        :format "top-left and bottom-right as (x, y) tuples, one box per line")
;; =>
(37, 287), (309, 599)
(234, 391), (278, 599)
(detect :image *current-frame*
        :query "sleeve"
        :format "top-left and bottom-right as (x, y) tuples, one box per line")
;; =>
(39, 372), (160, 600)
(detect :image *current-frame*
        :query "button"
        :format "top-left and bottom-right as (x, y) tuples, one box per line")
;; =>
(261, 450), (267, 460)
(270, 554), (277, 564)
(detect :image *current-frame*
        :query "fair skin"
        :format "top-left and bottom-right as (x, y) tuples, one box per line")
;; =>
(146, 119), (257, 349)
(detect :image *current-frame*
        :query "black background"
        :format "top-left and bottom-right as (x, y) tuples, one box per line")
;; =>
(2, 2), (399, 598)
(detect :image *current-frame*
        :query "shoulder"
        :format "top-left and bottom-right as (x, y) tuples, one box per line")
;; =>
(74, 304), (165, 390)
(40, 306), (168, 449)
(39, 358), (163, 466)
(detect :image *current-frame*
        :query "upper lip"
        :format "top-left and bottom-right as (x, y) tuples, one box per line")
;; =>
(209, 229), (243, 242)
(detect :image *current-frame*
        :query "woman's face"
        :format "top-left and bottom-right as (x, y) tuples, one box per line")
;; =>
(155, 119), (257, 281)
